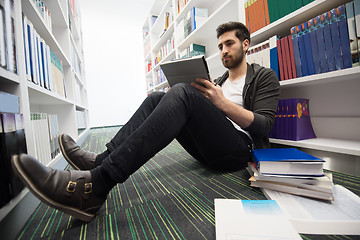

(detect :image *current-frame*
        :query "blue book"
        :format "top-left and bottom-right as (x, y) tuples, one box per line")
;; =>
(337, 5), (352, 69)
(0, 91), (19, 113)
(315, 15), (328, 73)
(290, 26), (302, 77)
(329, 8), (343, 70)
(269, 36), (280, 80)
(297, 24), (309, 76)
(308, 19), (321, 74)
(26, 24), (35, 83)
(252, 148), (325, 176)
(323, 12), (336, 71)
(302, 22), (315, 75)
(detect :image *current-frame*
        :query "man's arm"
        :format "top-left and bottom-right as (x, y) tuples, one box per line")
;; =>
(191, 78), (254, 129)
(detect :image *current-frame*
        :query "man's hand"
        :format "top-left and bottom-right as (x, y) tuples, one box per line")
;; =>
(191, 78), (229, 110)
(191, 78), (254, 129)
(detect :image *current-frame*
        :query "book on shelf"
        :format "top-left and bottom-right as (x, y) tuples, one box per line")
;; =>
(0, 5), (6, 68)
(263, 185), (360, 235)
(0, 92), (27, 208)
(30, 112), (60, 166)
(308, 18), (321, 74)
(179, 43), (205, 59)
(215, 198), (301, 240)
(2, 0), (17, 73)
(269, 98), (316, 141)
(160, 55), (210, 87)
(183, 7), (208, 38)
(251, 148), (325, 177)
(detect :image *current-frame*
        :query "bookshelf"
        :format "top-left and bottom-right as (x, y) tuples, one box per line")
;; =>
(143, 0), (360, 163)
(0, 0), (89, 220)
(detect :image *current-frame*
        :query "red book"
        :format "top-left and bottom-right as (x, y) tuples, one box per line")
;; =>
(287, 35), (297, 79)
(283, 36), (292, 80)
(280, 37), (289, 80)
(276, 39), (284, 80)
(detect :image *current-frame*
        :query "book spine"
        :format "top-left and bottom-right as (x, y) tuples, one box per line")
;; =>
(290, 26), (302, 77)
(276, 38), (284, 80)
(269, 35), (280, 79)
(323, 12), (336, 72)
(315, 15), (328, 73)
(308, 18), (321, 74)
(302, 22), (315, 75)
(283, 36), (292, 79)
(330, 8), (343, 70)
(287, 35), (297, 79)
(297, 24), (309, 76)
(337, 4), (353, 69)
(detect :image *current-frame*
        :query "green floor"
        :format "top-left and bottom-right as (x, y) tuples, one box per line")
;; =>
(10, 127), (360, 239)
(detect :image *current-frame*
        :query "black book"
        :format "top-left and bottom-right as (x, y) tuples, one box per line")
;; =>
(0, 114), (11, 208)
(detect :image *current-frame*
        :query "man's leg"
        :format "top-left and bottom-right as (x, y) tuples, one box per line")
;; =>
(93, 83), (252, 196)
(59, 91), (166, 170)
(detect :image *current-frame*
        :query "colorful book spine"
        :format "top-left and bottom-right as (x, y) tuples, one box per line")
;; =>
(315, 15), (328, 73)
(330, 8), (343, 70)
(269, 35), (280, 79)
(337, 5), (352, 69)
(308, 19), (321, 74)
(290, 26), (302, 77)
(302, 22), (315, 75)
(297, 24), (309, 76)
(287, 35), (297, 79)
(322, 12), (336, 72)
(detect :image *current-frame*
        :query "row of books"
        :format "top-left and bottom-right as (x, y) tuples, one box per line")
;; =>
(175, 0), (189, 15)
(31, 0), (52, 31)
(0, 0), (17, 74)
(154, 35), (175, 66)
(245, 0), (315, 34)
(0, 91), (26, 208)
(175, 7), (208, 46)
(154, 68), (166, 86)
(179, 43), (205, 59)
(269, 98), (316, 141)
(70, 41), (81, 77)
(23, 15), (67, 98)
(247, 2), (360, 81)
(248, 148), (334, 201)
(30, 112), (60, 166)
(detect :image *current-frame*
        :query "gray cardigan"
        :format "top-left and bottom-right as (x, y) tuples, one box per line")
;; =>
(214, 63), (280, 149)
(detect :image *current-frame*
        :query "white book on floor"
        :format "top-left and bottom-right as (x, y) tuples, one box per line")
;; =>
(215, 199), (301, 240)
(262, 184), (360, 235)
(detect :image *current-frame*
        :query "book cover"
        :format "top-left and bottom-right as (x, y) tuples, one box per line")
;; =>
(308, 19), (321, 74)
(297, 24), (309, 76)
(280, 37), (289, 80)
(0, 6), (6, 68)
(329, 8), (343, 70)
(302, 22), (315, 75)
(293, 98), (316, 141)
(4, 0), (14, 73)
(323, 12), (336, 72)
(22, 14), (32, 81)
(314, 15), (328, 73)
(287, 35), (297, 79)
(269, 35), (280, 79)
(337, 5), (352, 69)
(252, 148), (324, 176)
(346, 2), (359, 67)
(282, 36), (292, 79)
(290, 26), (302, 77)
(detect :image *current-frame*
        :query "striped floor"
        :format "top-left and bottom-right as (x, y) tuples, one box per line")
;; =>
(16, 127), (360, 239)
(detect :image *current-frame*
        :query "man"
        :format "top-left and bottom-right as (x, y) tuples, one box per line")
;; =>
(12, 22), (280, 222)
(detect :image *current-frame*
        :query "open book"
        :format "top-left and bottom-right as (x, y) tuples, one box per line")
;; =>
(159, 55), (210, 87)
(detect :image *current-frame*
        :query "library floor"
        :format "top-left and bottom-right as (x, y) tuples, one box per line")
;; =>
(3, 127), (360, 239)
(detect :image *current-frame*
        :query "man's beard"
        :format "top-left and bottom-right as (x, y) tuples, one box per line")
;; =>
(222, 45), (245, 69)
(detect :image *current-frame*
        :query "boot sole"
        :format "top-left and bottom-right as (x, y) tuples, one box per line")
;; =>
(11, 155), (95, 222)
(58, 134), (81, 170)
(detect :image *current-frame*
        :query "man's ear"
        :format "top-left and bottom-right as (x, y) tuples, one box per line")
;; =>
(243, 39), (250, 52)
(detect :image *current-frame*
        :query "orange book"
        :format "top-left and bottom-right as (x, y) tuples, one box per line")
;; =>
(250, 0), (256, 33)
(245, 1), (249, 31)
(258, 0), (265, 30)
(264, 0), (270, 26)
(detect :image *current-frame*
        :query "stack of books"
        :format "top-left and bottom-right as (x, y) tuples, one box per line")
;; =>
(247, 148), (334, 201)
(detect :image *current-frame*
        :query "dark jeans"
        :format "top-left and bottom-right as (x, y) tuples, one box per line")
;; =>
(100, 83), (252, 183)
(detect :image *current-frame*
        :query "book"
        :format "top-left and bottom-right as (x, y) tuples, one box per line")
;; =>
(252, 148), (325, 176)
(297, 24), (309, 76)
(263, 185), (360, 235)
(323, 12), (336, 72)
(290, 26), (302, 77)
(0, 91), (19, 113)
(315, 15), (328, 73)
(0, 114), (11, 208)
(160, 55), (210, 87)
(329, 8), (343, 70)
(287, 35), (297, 79)
(0, 6), (6, 68)
(337, 5), (352, 69)
(269, 35), (279, 79)
(215, 199), (301, 240)
(302, 22), (315, 75)
(308, 18), (321, 74)
(4, 0), (16, 73)
(247, 162), (333, 193)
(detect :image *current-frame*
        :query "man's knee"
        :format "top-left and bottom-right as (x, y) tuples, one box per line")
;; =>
(168, 83), (196, 97)
(148, 91), (166, 102)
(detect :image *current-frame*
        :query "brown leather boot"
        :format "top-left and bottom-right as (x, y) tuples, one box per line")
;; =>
(59, 134), (97, 170)
(11, 154), (107, 222)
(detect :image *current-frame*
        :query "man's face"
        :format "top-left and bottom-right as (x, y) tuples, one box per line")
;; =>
(217, 30), (246, 69)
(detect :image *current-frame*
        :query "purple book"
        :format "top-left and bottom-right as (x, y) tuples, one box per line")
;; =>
(293, 99), (316, 141)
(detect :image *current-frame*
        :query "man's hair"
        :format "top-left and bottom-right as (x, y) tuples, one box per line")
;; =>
(216, 21), (250, 44)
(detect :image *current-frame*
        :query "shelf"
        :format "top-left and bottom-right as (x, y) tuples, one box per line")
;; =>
(250, 0), (353, 46)
(279, 66), (360, 88)
(22, 0), (71, 67)
(0, 67), (20, 84)
(44, 0), (68, 28)
(153, 48), (176, 70)
(152, 23), (174, 53)
(27, 81), (73, 105)
(270, 138), (360, 156)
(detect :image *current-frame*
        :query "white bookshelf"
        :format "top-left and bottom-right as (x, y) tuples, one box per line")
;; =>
(0, 0), (89, 220)
(143, 0), (360, 163)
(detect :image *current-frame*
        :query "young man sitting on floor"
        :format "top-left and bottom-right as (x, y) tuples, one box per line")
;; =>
(12, 21), (280, 222)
